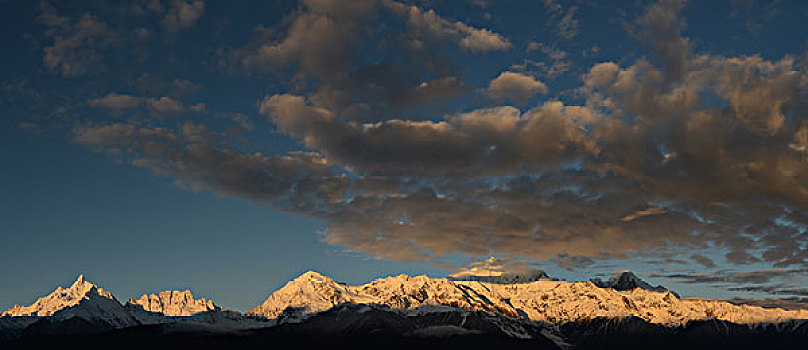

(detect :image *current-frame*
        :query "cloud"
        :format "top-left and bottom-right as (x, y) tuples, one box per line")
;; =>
(72, 0), (808, 283)
(727, 298), (808, 310)
(652, 268), (808, 304)
(37, 1), (208, 77)
(237, 0), (486, 118)
(394, 77), (468, 108)
(240, 9), (355, 77)
(543, 0), (579, 39)
(88, 93), (205, 117)
(637, 0), (690, 82)
(554, 254), (596, 270)
(133, 74), (201, 98)
(485, 72), (548, 105)
(216, 113), (254, 133)
(39, 3), (118, 77)
(87, 93), (143, 110)
(162, 0), (205, 35)
(259, 95), (598, 173)
(556, 7), (578, 39)
(520, 42), (571, 79)
(574, 3), (808, 236)
(690, 254), (717, 268)
(468, 0), (493, 8)
(234, 0), (509, 121)
(150, 96), (206, 115)
(652, 268), (808, 286)
(580, 56), (808, 211)
(303, 0), (377, 19)
(249, 0), (808, 268)
(449, 257), (554, 281)
(73, 122), (341, 203)
(75, 116), (702, 263)
(621, 204), (667, 222)
(383, 0), (511, 53)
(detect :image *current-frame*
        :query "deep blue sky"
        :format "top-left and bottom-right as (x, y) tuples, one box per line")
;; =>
(2, 0), (808, 312)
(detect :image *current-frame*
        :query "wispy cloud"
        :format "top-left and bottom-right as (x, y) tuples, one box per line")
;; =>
(543, 0), (579, 39)
(88, 93), (206, 117)
(39, 2), (118, 77)
(652, 268), (808, 303)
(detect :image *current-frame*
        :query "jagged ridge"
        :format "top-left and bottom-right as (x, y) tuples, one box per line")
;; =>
(249, 271), (808, 326)
(590, 271), (677, 296)
(127, 290), (219, 316)
(2, 275), (116, 317)
(0, 275), (256, 334)
(4, 271), (808, 339)
(0, 274), (137, 330)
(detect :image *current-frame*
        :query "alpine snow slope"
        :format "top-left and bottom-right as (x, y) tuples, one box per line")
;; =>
(2, 272), (808, 349)
(249, 270), (808, 325)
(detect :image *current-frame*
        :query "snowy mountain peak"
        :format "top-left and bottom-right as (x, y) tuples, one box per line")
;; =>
(590, 270), (674, 295)
(1, 274), (136, 329)
(126, 290), (219, 316)
(1, 274), (114, 317)
(605, 270), (647, 287)
(249, 272), (808, 326)
(295, 270), (333, 283)
(246, 271), (348, 319)
(611, 270), (640, 281)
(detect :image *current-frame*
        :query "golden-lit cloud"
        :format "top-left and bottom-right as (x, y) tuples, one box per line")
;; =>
(72, 0), (808, 274)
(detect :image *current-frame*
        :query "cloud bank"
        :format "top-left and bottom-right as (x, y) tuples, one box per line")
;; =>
(72, 1), (808, 277)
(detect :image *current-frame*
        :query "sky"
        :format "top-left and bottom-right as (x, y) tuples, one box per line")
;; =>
(1, 0), (808, 312)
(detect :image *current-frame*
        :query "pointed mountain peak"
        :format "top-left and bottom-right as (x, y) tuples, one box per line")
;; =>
(294, 270), (333, 283)
(591, 270), (676, 296)
(71, 274), (91, 288)
(66, 273), (109, 298)
(591, 270), (644, 289)
(2, 273), (116, 317)
(610, 270), (641, 283)
(247, 271), (346, 318)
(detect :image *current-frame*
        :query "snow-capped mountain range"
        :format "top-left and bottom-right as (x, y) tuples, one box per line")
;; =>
(3, 275), (116, 318)
(2, 271), (808, 348)
(249, 271), (808, 326)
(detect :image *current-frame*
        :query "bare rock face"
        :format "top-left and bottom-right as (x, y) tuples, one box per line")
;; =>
(124, 290), (261, 327)
(127, 290), (218, 317)
(590, 271), (678, 297)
